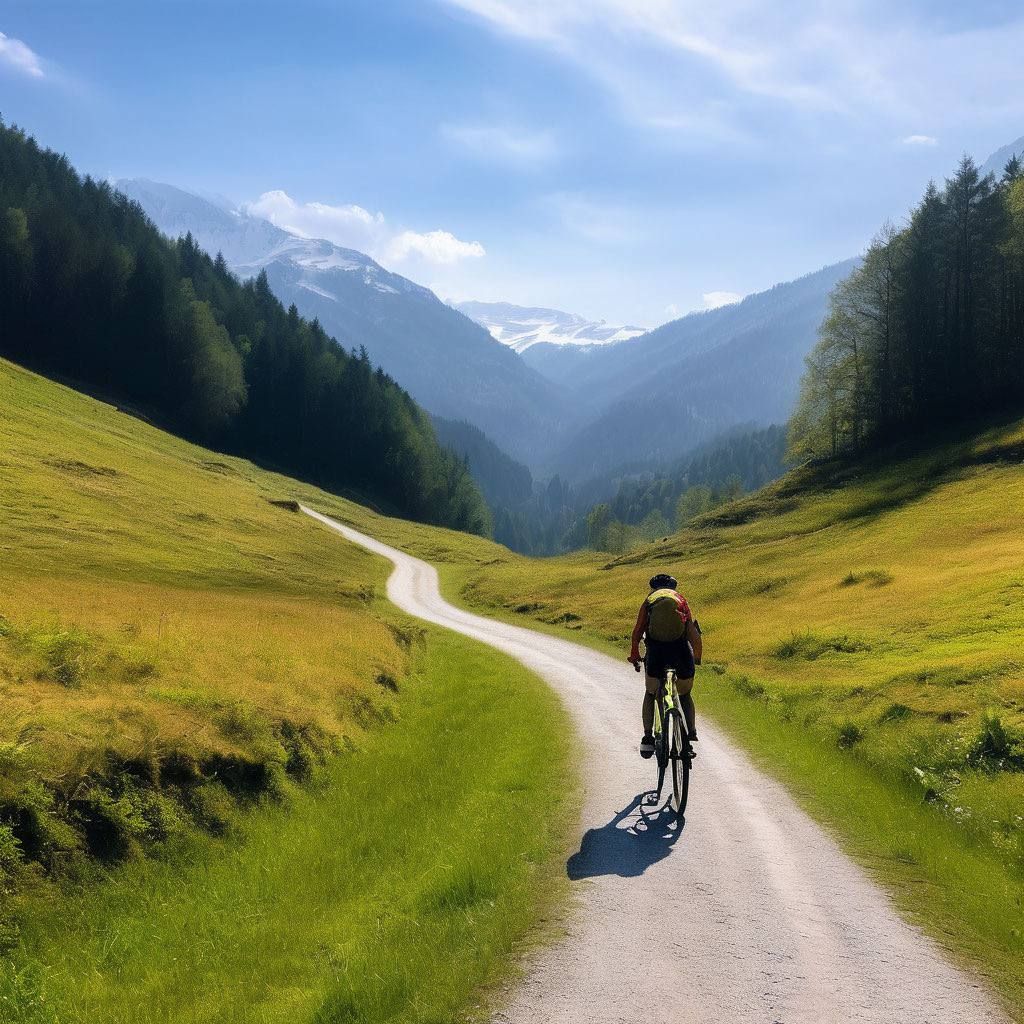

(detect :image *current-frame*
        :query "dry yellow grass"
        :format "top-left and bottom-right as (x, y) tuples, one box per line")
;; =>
(0, 356), (419, 869)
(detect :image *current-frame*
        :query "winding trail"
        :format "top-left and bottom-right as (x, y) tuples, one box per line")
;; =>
(302, 506), (1006, 1024)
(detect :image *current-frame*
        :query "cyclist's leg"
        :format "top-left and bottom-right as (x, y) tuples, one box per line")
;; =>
(642, 671), (659, 734)
(675, 675), (696, 736)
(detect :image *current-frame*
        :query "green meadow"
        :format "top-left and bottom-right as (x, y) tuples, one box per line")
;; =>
(300, 414), (1024, 1017)
(404, 420), (1024, 1017)
(5, 351), (1024, 1018)
(0, 358), (571, 1021)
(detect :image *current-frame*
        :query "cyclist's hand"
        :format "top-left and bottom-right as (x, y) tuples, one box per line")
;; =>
(627, 654), (642, 671)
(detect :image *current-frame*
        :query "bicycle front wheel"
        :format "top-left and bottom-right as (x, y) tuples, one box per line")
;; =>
(669, 711), (690, 817)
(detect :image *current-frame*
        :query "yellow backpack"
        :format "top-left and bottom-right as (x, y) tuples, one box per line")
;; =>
(646, 589), (687, 642)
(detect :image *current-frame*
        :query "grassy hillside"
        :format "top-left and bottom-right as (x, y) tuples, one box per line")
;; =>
(343, 419), (1024, 1016)
(0, 357), (570, 1021)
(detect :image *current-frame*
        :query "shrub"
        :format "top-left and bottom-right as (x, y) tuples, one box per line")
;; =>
(35, 627), (92, 688)
(879, 703), (913, 724)
(71, 786), (150, 862)
(1, 781), (80, 866)
(969, 714), (1024, 772)
(731, 674), (767, 699)
(837, 721), (864, 748)
(839, 569), (893, 588)
(774, 631), (870, 660)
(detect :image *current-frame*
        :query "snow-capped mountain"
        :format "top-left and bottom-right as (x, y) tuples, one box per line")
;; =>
(117, 179), (563, 462)
(117, 179), (284, 267)
(455, 300), (644, 353)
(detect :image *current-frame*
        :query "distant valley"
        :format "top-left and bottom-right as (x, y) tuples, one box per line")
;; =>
(118, 178), (846, 487)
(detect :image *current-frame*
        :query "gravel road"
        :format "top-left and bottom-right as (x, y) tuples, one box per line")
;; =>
(303, 505), (1007, 1024)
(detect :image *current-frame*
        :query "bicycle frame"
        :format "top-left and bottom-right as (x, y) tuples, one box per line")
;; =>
(649, 668), (678, 806)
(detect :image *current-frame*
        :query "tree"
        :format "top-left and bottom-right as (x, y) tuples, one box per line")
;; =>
(0, 121), (490, 534)
(788, 155), (1024, 462)
(586, 503), (613, 550)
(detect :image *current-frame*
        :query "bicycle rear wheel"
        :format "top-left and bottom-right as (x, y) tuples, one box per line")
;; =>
(669, 711), (690, 816)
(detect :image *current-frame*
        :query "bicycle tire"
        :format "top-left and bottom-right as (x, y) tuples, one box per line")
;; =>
(669, 710), (690, 817)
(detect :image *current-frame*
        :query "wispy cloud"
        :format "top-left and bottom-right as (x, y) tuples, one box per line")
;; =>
(901, 134), (938, 146)
(438, 1), (1024, 146)
(0, 30), (44, 78)
(244, 190), (485, 267)
(543, 192), (642, 244)
(702, 290), (743, 310)
(441, 121), (558, 164)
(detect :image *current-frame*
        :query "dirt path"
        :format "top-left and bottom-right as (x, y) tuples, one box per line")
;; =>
(303, 506), (1006, 1024)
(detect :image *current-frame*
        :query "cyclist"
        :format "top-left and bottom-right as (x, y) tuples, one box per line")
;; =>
(627, 573), (702, 759)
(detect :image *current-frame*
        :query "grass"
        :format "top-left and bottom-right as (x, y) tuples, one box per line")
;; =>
(7, 351), (1024, 1014)
(1, 631), (570, 1024)
(332, 415), (1024, 1018)
(0, 357), (572, 1019)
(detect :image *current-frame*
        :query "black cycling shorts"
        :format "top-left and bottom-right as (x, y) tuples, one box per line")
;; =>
(645, 637), (695, 681)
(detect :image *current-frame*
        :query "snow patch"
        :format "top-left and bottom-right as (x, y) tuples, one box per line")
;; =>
(456, 300), (645, 353)
(298, 281), (338, 302)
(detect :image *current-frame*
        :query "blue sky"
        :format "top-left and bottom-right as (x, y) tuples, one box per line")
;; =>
(3, 0), (1024, 326)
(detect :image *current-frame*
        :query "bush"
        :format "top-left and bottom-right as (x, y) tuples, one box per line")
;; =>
(837, 721), (864, 748)
(969, 713), (1024, 771)
(839, 568), (893, 587)
(878, 703), (913, 724)
(774, 631), (870, 660)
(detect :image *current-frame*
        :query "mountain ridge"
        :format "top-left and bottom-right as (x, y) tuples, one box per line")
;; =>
(117, 179), (567, 463)
(455, 299), (645, 353)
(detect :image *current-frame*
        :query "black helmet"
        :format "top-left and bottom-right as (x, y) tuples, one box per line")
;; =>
(649, 572), (677, 590)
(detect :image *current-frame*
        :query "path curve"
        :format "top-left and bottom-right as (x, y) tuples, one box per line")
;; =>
(302, 506), (1006, 1024)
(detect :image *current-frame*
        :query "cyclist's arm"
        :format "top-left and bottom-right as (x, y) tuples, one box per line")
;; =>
(628, 602), (648, 663)
(687, 617), (703, 665)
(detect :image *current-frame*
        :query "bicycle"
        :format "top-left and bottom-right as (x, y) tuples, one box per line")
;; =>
(635, 657), (692, 818)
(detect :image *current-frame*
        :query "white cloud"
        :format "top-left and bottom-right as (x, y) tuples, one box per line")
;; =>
(702, 290), (743, 310)
(442, 122), (558, 164)
(0, 31), (44, 78)
(665, 302), (680, 318)
(245, 190), (386, 251)
(901, 134), (938, 146)
(245, 190), (485, 267)
(386, 230), (486, 265)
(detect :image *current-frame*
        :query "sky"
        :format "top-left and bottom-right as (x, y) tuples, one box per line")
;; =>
(3, 1), (1024, 327)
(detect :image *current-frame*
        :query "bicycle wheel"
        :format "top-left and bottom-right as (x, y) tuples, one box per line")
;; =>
(669, 711), (690, 816)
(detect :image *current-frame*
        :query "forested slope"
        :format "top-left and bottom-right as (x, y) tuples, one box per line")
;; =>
(792, 156), (1024, 459)
(0, 122), (487, 533)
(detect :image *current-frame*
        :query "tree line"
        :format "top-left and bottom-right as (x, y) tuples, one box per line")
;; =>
(579, 426), (787, 553)
(790, 155), (1024, 459)
(0, 121), (489, 533)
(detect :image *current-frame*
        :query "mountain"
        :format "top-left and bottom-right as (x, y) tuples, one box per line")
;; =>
(980, 135), (1024, 179)
(542, 260), (858, 478)
(120, 182), (854, 478)
(2, 125), (488, 532)
(431, 416), (533, 510)
(118, 180), (565, 463)
(115, 179), (284, 266)
(455, 300), (644, 353)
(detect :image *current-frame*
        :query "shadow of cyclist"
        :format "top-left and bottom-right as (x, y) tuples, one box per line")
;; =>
(566, 792), (683, 880)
